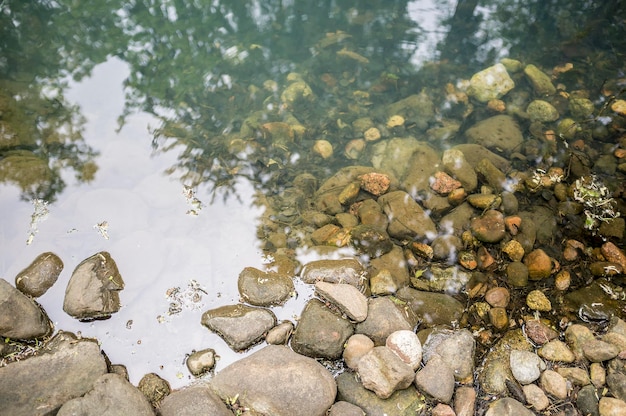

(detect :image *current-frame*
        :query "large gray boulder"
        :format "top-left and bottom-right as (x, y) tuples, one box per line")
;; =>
(0, 278), (52, 339)
(210, 345), (336, 416)
(0, 332), (108, 416)
(63, 252), (125, 320)
(201, 303), (276, 351)
(57, 373), (154, 416)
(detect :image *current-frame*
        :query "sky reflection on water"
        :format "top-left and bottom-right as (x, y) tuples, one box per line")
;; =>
(0, 58), (283, 386)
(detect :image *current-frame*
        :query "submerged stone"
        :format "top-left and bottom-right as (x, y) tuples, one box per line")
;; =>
(465, 115), (523, 155)
(396, 287), (464, 326)
(378, 190), (437, 241)
(468, 63), (515, 102)
(300, 258), (367, 290)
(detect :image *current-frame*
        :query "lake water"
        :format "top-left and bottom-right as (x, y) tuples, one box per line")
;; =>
(1, 0), (624, 388)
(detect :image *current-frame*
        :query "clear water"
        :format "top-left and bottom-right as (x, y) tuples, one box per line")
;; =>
(1, 0), (624, 388)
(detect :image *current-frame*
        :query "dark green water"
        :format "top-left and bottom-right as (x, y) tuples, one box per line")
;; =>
(1, 0), (624, 387)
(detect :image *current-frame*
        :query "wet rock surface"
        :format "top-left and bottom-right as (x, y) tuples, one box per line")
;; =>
(357, 346), (415, 399)
(159, 383), (232, 416)
(210, 345), (336, 416)
(0, 278), (52, 339)
(14, 252), (63, 297)
(57, 373), (154, 416)
(201, 303), (276, 351)
(237, 266), (294, 306)
(291, 298), (354, 359)
(63, 251), (125, 320)
(0, 332), (108, 416)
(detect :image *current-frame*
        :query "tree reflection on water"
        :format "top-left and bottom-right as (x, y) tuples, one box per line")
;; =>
(1, 0), (624, 201)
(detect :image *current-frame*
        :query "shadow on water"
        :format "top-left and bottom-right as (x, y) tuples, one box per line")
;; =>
(1, 0), (625, 389)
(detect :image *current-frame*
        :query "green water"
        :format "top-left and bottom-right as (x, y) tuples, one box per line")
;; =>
(1, 0), (625, 387)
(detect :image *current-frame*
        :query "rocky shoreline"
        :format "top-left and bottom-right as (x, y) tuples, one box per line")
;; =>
(2, 58), (626, 415)
(1, 245), (626, 415)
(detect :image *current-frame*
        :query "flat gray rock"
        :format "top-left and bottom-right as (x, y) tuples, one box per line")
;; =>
(336, 371), (424, 415)
(422, 329), (476, 381)
(238, 266), (294, 306)
(396, 287), (464, 327)
(201, 303), (276, 351)
(465, 114), (523, 154)
(357, 346), (415, 399)
(210, 345), (336, 416)
(315, 281), (368, 322)
(0, 331), (108, 416)
(355, 297), (415, 345)
(159, 383), (232, 416)
(0, 278), (52, 339)
(57, 373), (154, 416)
(291, 298), (354, 359)
(300, 258), (367, 290)
(414, 354), (455, 403)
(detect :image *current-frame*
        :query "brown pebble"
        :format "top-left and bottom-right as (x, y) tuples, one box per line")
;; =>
(477, 246), (496, 270)
(554, 270), (571, 291)
(524, 248), (553, 280)
(504, 215), (522, 235)
(447, 187), (467, 205)
(432, 403), (456, 416)
(489, 307), (509, 330)
(409, 242), (434, 260)
(525, 319), (559, 345)
(502, 239), (525, 262)
(458, 250), (478, 270)
(563, 239), (585, 261)
(359, 172), (390, 196)
(601, 241), (626, 270)
(471, 209), (506, 243)
(454, 386), (476, 416)
(485, 287), (510, 308)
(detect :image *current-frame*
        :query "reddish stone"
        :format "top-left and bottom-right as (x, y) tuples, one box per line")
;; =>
(525, 319), (559, 345)
(359, 172), (390, 196)
(430, 171), (462, 195)
(485, 287), (510, 308)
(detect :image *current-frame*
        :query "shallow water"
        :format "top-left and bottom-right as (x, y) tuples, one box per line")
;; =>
(1, 0), (624, 389)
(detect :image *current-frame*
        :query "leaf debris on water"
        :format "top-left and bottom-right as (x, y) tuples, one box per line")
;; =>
(158, 279), (208, 323)
(94, 221), (109, 239)
(182, 185), (203, 216)
(26, 199), (49, 245)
